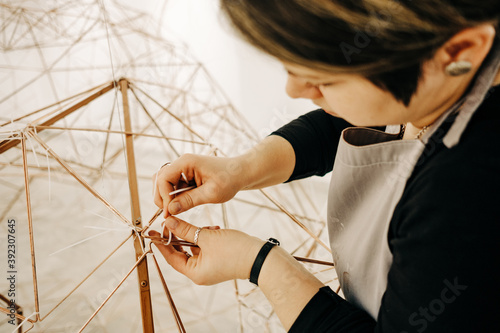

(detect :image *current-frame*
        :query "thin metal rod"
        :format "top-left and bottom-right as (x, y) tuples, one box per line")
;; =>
(0, 82), (112, 129)
(0, 81), (115, 154)
(21, 134), (41, 322)
(119, 78), (154, 333)
(151, 252), (186, 333)
(31, 125), (208, 145)
(293, 256), (334, 266)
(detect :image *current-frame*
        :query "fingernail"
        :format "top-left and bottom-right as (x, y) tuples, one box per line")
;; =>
(165, 217), (179, 230)
(169, 202), (181, 214)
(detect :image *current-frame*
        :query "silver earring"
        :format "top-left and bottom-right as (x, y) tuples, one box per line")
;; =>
(445, 60), (472, 76)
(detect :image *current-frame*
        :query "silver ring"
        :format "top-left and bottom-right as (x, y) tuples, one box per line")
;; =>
(185, 252), (192, 258)
(193, 227), (202, 245)
(161, 162), (171, 169)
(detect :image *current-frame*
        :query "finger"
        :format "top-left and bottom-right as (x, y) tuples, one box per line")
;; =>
(153, 239), (191, 275)
(161, 221), (169, 239)
(150, 228), (184, 252)
(191, 246), (200, 256)
(149, 229), (196, 278)
(168, 184), (214, 215)
(158, 187), (174, 218)
(150, 230), (186, 258)
(164, 216), (203, 245)
(149, 230), (172, 246)
(191, 226), (217, 255)
(157, 167), (186, 217)
(152, 173), (164, 208)
(152, 170), (175, 213)
(171, 234), (184, 252)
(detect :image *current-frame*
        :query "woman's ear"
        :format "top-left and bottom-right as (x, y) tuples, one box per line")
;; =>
(434, 24), (496, 75)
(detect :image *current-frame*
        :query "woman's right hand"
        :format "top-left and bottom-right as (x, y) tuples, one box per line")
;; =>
(153, 154), (246, 217)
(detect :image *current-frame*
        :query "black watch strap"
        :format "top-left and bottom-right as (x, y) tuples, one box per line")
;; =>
(249, 238), (280, 286)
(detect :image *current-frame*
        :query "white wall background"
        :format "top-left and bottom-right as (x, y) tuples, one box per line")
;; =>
(123, 0), (316, 136)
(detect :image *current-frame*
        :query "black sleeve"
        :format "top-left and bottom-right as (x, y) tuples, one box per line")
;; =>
(288, 94), (500, 332)
(289, 147), (500, 332)
(270, 109), (352, 182)
(289, 287), (376, 332)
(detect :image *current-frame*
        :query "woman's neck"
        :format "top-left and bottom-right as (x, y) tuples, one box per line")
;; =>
(403, 68), (500, 140)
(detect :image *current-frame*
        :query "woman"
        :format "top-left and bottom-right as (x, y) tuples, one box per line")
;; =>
(151, 1), (500, 331)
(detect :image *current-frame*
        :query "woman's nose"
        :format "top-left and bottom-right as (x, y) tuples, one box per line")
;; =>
(285, 76), (323, 99)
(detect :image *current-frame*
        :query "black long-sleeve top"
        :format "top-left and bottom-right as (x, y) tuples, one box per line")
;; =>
(271, 85), (500, 332)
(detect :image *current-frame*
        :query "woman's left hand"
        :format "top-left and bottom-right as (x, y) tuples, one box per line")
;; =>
(150, 216), (265, 285)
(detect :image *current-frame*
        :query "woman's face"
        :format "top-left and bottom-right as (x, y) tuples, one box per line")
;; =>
(283, 61), (462, 128)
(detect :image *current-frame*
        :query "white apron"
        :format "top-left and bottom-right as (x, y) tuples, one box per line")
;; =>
(327, 46), (500, 319)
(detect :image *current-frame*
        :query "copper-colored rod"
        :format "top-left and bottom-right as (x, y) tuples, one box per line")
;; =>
(21, 134), (41, 322)
(0, 293), (23, 332)
(259, 189), (332, 253)
(119, 78), (155, 333)
(0, 82), (112, 129)
(151, 252), (186, 333)
(147, 209), (163, 228)
(293, 256), (334, 266)
(28, 132), (132, 227)
(39, 234), (133, 321)
(0, 307), (29, 321)
(304, 228), (324, 259)
(138, 209), (163, 241)
(28, 81), (114, 128)
(146, 237), (198, 248)
(0, 81), (115, 154)
(77, 250), (150, 332)
(0, 308), (35, 332)
(31, 125), (209, 145)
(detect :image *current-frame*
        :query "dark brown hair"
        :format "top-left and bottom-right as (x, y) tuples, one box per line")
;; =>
(221, 0), (500, 104)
